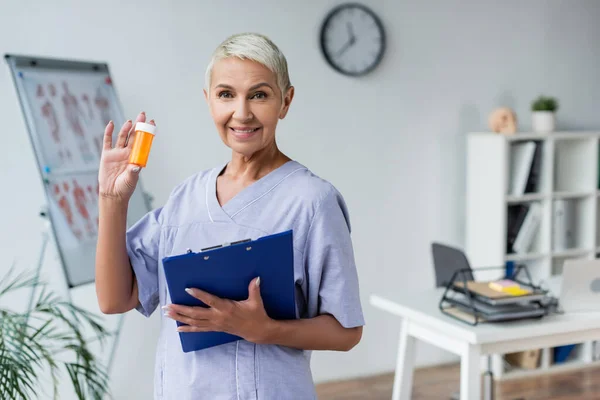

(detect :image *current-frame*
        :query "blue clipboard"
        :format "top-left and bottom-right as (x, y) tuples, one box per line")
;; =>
(162, 230), (296, 353)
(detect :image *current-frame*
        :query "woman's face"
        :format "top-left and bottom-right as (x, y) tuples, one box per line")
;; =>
(205, 58), (293, 158)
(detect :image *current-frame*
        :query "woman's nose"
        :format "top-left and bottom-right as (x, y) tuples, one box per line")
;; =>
(232, 99), (253, 121)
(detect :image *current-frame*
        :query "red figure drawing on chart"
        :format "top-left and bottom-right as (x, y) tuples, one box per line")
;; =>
(92, 133), (103, 156)
(53, 182), (82, 240)
(82, 93), (103, 156)
(94, 86), (111, 126)
(94, 86), (112, 155)
(72, 179), (94, 237)
(47, 84), (72, 161)
(87, 185), (100, 228)
(62, 81), (93, 162)
(37, 84), (69, 162)
(82, 93), (95, 120)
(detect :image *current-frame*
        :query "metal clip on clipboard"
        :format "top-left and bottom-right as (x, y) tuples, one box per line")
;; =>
(201, 238), (252, 252)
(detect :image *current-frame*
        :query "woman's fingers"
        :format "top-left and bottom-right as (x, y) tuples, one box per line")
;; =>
(115, 120), (132, 148)
(164, 304), (210, 320)
(102, 121), (115, 150)
(164, 311), (211, 329)
(106, 112), (150, 149)
(176, 325), (213, 333)
(127, 117), (155, 150)
(125, 112), (147, 147)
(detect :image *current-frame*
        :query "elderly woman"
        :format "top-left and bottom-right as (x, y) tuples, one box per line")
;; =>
(95, 32), (364, 399)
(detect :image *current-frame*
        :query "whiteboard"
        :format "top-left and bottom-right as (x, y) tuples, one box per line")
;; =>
(5, 54), (151, 288)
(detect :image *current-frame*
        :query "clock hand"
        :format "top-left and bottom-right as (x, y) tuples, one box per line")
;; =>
(336, 39), (353, 58)
(336, 22), (357, 58)
(347, 21), (356, 43)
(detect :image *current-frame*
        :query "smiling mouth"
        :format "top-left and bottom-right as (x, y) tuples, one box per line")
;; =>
(230, 127), (261, 133)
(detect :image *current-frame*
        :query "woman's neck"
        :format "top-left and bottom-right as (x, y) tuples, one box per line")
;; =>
(223, 143), (291, 181)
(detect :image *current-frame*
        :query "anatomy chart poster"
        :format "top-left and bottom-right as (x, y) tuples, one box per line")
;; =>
(21, 69), (122, 172)
(46, 174), (100, 246)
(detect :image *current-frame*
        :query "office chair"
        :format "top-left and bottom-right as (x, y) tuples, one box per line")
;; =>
(430, 242), (494, 400)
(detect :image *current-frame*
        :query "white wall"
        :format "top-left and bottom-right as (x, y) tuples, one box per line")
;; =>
(2, 0), (600, 398)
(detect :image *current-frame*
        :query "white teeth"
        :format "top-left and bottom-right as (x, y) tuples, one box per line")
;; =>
(232, 128), (257, 133)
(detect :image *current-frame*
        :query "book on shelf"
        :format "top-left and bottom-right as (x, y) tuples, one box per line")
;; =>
(506, 202), (542, 254)
(513, 202), (542, 254)
(507, 204), (528, 253)
(553, 199), (575, 251)
(524, 141), (542, 193)
(509, 141), (542, 197)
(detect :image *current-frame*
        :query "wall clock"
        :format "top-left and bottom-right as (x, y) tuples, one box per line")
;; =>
(319, 3), (386, 77)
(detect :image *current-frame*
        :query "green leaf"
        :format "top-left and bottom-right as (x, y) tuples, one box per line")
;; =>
(531, 95), (559, 112)
(0, 268), (111, 399)
(0, 264), (41, 297)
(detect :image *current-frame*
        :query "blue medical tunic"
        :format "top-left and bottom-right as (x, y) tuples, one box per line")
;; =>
(126, 160), (365, 400)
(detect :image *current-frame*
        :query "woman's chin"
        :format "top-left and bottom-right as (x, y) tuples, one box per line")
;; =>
(227, 141), (263, 157)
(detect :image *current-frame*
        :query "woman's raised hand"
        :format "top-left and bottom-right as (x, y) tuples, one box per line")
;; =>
(98, 112), (155, 202)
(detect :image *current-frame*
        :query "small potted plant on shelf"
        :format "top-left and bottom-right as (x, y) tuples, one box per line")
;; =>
(531, 95), (559, 133)
(0, 266), (110, 399)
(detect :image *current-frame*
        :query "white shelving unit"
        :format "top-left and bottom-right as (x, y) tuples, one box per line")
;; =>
(465, 131), (600, 380)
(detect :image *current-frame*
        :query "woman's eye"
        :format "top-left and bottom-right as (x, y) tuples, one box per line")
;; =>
(251, 92), (267, 99)
(218, 91), (233, 98)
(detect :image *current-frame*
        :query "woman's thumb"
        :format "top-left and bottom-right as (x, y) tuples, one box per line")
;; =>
(124, 164), (141, 189)
(248, 277), (262, 302)
(129, 164), (142, 175)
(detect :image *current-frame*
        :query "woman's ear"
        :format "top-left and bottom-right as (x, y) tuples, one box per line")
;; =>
(279, 86), (295, 119)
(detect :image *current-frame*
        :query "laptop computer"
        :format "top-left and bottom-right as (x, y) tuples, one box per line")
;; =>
(560, 258), (600, 313)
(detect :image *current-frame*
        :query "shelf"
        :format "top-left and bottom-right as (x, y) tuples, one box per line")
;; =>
(467, 130), (600, 379)
(553, 191), (595, 200)
(552, 248), (593, 258)
(550, 132), (600, 140)
(499, 359), (600, 381)
(506, 193), (547, 203)
(467, 131), (600, 142)
(505, 252), (548, 262)
(553, 139), (597, 192)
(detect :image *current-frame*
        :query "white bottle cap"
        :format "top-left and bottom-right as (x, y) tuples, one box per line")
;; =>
(135, 122), (156, 135)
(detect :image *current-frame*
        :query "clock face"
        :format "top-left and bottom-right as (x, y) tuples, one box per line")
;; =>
(320, 3), (386, 76)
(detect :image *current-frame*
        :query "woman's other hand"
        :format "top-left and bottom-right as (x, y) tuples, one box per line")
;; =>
(163, 277), (273, 344)
(98, 112), (154, 202)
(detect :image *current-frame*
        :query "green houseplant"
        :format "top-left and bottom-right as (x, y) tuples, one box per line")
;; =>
(531, 95), (559, 133)
(0, 266), (111, 400)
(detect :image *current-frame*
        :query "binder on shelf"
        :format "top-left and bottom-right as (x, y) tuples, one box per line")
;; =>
(512, 202), (542, 254)
(552, 199), (575, 251)
(553, 344), (576, 364)
(509, 141), (537, 196)
(524, 141), (543, 193)
(162, 230), (297, 353)
(506, 204), (529, 253)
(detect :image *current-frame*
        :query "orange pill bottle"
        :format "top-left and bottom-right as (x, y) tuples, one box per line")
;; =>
(129, 122), (156, 167)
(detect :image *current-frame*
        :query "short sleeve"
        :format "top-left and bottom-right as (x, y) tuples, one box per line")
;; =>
(126, 207), (163, 318)
(303, 188), (365, 328)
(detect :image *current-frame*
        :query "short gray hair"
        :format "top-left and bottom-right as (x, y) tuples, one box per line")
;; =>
(204, 32), (291, 101)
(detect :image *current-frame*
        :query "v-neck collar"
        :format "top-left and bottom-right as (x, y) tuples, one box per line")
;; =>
(206, 160), (305, 223)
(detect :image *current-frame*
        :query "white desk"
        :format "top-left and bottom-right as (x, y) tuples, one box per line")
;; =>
(370, 288), (600, 400)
